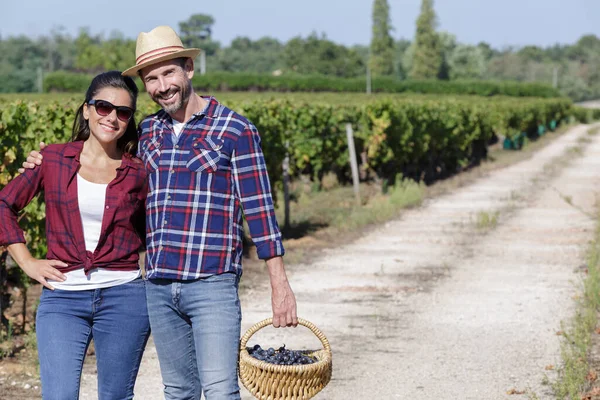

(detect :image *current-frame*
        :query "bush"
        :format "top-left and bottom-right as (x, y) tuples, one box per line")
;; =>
(0, 69), (38, 93)
(42, 71), (562, 98)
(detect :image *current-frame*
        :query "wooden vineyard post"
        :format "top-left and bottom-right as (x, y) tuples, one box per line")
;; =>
(282, 141), (291, 231)
(345, 123), (361, 205)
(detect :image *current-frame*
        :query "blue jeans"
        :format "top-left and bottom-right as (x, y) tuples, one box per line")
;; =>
(36, 278), (150, 400)
(146, 273), (242, 400)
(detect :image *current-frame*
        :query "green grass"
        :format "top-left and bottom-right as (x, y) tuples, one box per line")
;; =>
(552, 213), (600, 399)
(275, 176), (424, 237)
(334, 178), (424, 230)
(0, 321), (14, 359)
(474, 210), (500, 230)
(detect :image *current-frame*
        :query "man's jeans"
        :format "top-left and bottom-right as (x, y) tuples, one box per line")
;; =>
(36, 278), (150, 400)
(146, 273), (242, 400)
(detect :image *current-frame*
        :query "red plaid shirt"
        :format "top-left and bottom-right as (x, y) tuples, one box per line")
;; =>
(0, 141), (147, 274)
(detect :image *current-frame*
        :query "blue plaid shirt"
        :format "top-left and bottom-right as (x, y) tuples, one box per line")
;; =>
(138, 97), (284, 280)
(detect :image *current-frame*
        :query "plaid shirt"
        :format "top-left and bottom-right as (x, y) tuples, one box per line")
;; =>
(0, 141), (147, 274)
(138, 96), (284, 280)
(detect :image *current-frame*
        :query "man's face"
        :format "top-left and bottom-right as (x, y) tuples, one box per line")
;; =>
(140, 59), (193, 116)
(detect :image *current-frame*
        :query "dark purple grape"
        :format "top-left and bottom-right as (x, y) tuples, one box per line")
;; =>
(248, 344), (319, 365)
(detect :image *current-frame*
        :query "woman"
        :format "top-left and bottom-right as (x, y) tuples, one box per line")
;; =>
(0, 71), (150, 400)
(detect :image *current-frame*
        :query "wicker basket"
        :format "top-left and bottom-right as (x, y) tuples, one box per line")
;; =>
(239, 317), (332, 399)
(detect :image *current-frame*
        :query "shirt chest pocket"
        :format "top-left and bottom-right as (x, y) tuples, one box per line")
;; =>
(186, 137), (223, 173)
(142, 138), (162, 171)
(114, 193), (141, 223)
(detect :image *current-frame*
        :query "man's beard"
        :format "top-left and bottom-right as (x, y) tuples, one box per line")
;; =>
(152, 79), (192, 115)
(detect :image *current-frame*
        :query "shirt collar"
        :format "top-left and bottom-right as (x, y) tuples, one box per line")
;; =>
(63, 141), (84, 159)
(200, 96), (219, 118)
(118, 153), (142, 170)
(63, 140), (141, 170)
(155, 96), (220, 123)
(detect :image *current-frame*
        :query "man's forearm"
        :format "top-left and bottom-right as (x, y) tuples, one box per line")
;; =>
(266, 255), (298, 327)
(266, 256), (288, 286)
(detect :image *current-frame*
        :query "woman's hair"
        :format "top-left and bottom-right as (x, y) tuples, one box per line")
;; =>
(72, 71), (139, 156)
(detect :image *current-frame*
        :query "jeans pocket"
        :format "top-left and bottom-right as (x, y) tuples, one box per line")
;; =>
(123, 277), (146, 290)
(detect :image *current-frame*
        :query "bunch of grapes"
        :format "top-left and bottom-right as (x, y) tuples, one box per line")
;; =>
(247, 344), (317, 366)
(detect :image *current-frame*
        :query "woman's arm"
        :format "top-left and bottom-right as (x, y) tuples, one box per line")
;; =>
(1, 150), (67, 289)
(0, 159), (46, 246)
(7, 243), (66, 290)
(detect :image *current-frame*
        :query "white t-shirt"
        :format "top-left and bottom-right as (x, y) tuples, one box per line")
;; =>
(48, 174), (140, 291)
(172, 119), (185, 138)
(78, 173), (107, 252)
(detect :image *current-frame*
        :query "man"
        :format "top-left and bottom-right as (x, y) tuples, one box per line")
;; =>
(23, 25), (297, 400)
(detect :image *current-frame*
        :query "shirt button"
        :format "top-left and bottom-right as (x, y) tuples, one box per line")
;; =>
(167, 195), (172, 200)
(174, 145), (179, 149)
(158, 245), (163, 251)
(170, 169), (175, 174)
(163, 220), (168, 225)
(105, 206), (109, 209)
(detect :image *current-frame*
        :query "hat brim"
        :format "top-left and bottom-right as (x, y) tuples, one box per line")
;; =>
(122, 49), (201, 77)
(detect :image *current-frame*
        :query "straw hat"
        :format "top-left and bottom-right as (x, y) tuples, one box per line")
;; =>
(122, 25), (201, 76)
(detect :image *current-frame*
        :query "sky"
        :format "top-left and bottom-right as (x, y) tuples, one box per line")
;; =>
(1, 0), (599, 49)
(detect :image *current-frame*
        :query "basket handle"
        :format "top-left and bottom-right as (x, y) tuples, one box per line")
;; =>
(240, 317), (331, 354)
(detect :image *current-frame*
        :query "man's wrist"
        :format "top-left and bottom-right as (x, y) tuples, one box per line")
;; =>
(266, 256), (288, 285)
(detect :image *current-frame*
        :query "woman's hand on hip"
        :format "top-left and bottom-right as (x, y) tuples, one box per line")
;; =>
(21, 258), (67, 290)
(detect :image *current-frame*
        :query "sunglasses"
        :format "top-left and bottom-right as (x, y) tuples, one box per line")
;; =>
(88, 99), (134, 122)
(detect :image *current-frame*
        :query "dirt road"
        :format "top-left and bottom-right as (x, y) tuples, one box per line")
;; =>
(77, 123), (600, 399)
(578, 100), (600, 109)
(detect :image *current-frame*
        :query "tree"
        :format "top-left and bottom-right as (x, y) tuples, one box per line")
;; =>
(41, 26), (77, 72)
(369, 0), (395, 76)
(72, 29), (136, 73)
(283, 33), (365, 77)
(485, 51), (529, 81)
(215, 36), (284, 73)
(100, 31), (136, 72)
(448, 45), (486, 80)
(74, 28), (104, 72)
(476, 42), (496, 61)
(178, 14), (220, 56)
(410, 0), (442, 79)
(394, 39), (411, 79)
(437, 31), (457, 80)
(401, 42), (415, 78)
(0, 35), (46, 92)
(517, 46), (546, 63)
(570, 35), (600, 63)
(179, 14), (213, 40)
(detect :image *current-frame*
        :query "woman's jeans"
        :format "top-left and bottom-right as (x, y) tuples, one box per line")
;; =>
(146, 273), (242, 400)
(36, 278), (150, 400)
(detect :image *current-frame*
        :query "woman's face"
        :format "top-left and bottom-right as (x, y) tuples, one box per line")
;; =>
(83, 87), (133, 146)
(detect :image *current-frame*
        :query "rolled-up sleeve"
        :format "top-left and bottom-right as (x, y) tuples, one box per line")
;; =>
(231, 124), (285, 259)
(0, 164), (44, 247)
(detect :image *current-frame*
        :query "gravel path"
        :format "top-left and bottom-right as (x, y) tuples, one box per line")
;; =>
(578, 100), (600, 109)
(77, 123), (600, 399)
